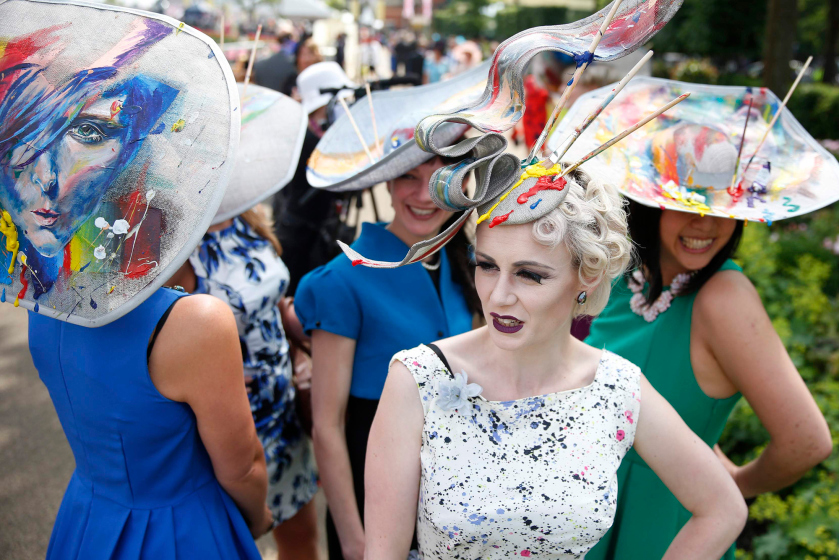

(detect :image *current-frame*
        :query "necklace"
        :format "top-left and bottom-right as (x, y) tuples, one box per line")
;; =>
(421, 255), (441, 271)
(628, 269), (692, 322)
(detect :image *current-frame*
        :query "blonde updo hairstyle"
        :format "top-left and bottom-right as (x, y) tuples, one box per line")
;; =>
(530, 167), (632, 318)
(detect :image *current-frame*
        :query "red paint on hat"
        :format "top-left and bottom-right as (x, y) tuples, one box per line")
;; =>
(516, 175), (567, 205)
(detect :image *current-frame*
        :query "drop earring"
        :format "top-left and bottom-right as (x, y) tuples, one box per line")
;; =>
(577, 291), (587, 305)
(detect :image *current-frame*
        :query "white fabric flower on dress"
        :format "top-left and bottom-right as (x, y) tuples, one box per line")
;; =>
(437, 371), (482, 412)
(94, 217), (109, 229)
(93, 245), (106, 260)
(112, 219), (130, 235)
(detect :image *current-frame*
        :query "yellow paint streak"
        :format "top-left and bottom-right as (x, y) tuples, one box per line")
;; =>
(171, 119), (186, 132)
(476, 162), (563, 225)
(0, 210), (20, 275)
(661, 185), (712, 215)
(69, 236), (84, 271)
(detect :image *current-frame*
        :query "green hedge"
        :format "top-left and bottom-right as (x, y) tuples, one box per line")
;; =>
(787, 84), (839, 141)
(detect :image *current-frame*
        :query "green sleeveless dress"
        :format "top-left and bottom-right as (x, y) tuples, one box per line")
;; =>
(585, 260), (742, 560)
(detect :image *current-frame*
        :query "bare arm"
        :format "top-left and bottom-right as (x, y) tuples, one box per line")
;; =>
(634, 375), (748, 560)
(311, 329), (365, 560)
(694, 271), (832, 497)
(149, 295), (273, 537)
(364, 361), (424, 559)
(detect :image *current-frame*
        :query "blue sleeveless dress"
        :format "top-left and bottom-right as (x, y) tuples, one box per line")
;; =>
(28, 287), (261, 560)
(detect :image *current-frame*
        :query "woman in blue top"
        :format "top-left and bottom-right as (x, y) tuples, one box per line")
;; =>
(295, 154), (479, 560)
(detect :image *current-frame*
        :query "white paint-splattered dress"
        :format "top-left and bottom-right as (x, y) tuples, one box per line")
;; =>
(392, 344), (641, 559)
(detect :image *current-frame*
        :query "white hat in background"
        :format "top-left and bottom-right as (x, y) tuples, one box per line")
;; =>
(297, 61), (355, 116)
(212, 84), (307, 224)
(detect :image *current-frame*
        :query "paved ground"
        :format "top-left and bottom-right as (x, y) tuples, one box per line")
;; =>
(0, 304), (72, 560)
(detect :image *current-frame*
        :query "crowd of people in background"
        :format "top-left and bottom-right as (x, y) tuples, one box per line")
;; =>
(7, 3), (835, 560)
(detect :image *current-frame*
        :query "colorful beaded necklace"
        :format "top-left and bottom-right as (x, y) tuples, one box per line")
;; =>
(628, 269), (693, 322)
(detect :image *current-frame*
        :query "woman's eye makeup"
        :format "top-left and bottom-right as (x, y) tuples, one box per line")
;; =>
(516, 269), (544, 284)
(476, 261), (498, 272)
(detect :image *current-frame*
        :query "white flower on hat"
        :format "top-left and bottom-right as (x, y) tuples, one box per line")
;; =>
(94, 245), (106, 260)
(112, 219), (130, 235)
(437, 371), (482, 413)
(94, 217), (109, 229)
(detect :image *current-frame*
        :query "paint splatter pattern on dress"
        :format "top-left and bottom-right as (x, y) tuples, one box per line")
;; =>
(393, 345), (641, 559)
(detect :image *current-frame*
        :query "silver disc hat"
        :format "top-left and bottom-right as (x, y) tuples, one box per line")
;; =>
(338, 0), (687, 269)
(0, 0), (239, 326)
(306, 61), (491, 193)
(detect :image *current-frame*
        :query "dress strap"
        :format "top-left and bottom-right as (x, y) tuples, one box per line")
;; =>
(426, 343), (452, 373)
(391, 345), (448, 417)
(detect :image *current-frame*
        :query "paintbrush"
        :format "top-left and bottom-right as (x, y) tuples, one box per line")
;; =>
(527, 0), (626, 164)
(546, 49), (653, 166)
(728, 96), (754, 194)
(242, 24), (262, 97)
(339, 97), (375, 164)
(742, 55), (812, 174)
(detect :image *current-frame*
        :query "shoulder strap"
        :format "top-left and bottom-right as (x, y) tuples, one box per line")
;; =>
(146, 288), (188, 361)
(390, 345), (448, 417)
(426, 343), (452, 373)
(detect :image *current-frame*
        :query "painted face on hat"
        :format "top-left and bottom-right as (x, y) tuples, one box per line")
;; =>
(659, 209), (737, 274)
(0, 94), (131, 257)
(0, 23), (177, 261)
(474, 222), (583, 351)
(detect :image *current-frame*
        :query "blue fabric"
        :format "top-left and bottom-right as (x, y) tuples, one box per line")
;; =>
(28, 287), (261, 560)
(295, 222), (473, 400)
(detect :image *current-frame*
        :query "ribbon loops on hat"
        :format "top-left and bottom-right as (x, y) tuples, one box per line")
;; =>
(428, 133), (520, 213)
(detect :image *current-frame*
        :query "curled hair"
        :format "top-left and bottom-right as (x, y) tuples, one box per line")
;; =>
(530, 168), (633, 317)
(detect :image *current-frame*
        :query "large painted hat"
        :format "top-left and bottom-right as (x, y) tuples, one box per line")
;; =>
(306, 61), (491, 193)
(339, 0), (685, 268)
(549, 77), (839, 223)
(212, 83), (306, 224)
(0, 0), (238, 326)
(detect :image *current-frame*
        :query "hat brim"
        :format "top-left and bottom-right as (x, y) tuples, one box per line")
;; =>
(307, 61), (490, 192)
(551, 77), (839, 223)
(212, 84), (306, 224)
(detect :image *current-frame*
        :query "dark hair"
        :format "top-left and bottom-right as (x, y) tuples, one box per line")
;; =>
(626, 199), (744, 304)
(435, 153), (481, 316)
(440, 211), (482, 317)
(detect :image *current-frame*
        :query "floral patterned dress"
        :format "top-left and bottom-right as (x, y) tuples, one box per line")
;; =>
(392, 344), (641, 559)
(190, 217), (318, 523)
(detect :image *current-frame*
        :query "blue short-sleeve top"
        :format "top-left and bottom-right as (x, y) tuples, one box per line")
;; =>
(295, 222), (473, 400)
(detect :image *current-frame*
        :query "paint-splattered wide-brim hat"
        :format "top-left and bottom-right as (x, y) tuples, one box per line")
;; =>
(212, 83), (306, 224)
(550, 77), (839, 223)
(306, 61), (490, 193)
(0, 0), (238, 326)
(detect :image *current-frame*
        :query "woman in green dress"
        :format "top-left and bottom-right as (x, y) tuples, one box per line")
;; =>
(561, 79), (837, 560)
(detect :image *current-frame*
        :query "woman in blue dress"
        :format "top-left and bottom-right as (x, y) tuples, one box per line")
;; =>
(6, 6), (273, 559)
(168, 207), (320, 558)
(166, 84), (320, 558)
